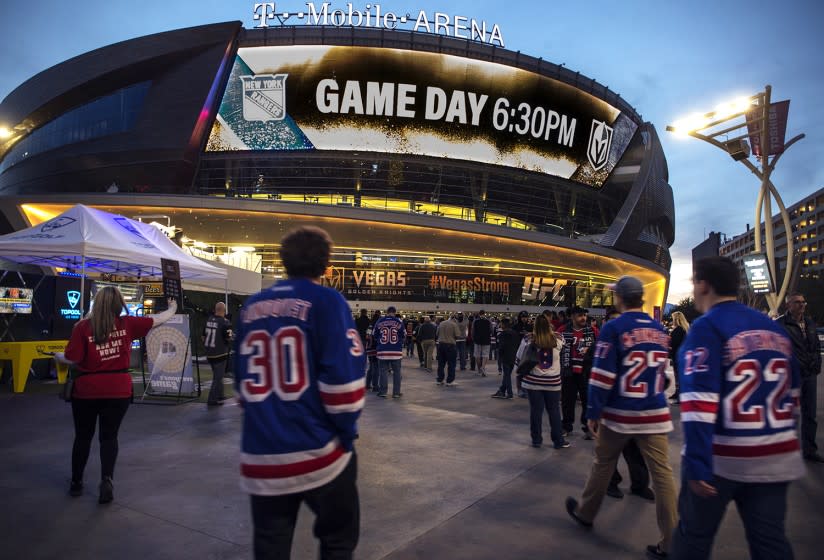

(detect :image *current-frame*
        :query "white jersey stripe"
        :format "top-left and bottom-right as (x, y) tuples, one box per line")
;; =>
(324, 398), (365, 414)
(680, 392), (720, 403)
(712, 431), (797, 446)
(681, 411), (717, 423)
(589, 378), (613, 391)
(603, 406), (670, 417)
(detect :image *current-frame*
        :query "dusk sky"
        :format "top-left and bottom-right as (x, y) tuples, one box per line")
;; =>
(1, 0), (822, 303)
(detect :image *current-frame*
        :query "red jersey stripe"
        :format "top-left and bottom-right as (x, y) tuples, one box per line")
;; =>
(713, 439), (800, 458)
(681, 401), (718, 414)
(590, 372), (615, 386)
(242, 446), (345, 479)
(602, 411), (671, 424)
(320, 387), (366, 406)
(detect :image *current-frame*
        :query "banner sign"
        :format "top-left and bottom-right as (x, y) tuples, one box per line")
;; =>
(746, 100), (790, 157)
(318, 266), (608, 307)
(742, 253), (774, 294)
(145, 315), (195, 395)
(206, 46), (637, 189)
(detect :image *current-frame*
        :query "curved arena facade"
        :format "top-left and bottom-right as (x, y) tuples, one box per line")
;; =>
(0, 21), (674, 315)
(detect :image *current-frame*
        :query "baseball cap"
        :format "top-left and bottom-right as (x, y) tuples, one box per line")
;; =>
(570, 305), (588, 315)
(386, 305), (397, 313)
(609, 276), (644, 299)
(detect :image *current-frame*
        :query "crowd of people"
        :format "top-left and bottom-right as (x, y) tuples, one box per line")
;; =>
(53, 225), (821, 560)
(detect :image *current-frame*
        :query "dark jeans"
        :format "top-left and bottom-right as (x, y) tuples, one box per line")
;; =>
(609, 438), (650, 492)
(207, 356), (227, 403)
(498, 362), (514, 396)
(456, 340), (467, 369)
(405, 336), (415, 356)
(527, 389), (563, 446)
(365, 357), (379, 391)
(71, 397), (130, 481)
(251, 453), (359, 560)
(800, 374), (818, 455)
(416, 341), (424, 364)
(672, 470), (793, 560)
(562, 373), (588, 432)
(437, 343), (457, 383)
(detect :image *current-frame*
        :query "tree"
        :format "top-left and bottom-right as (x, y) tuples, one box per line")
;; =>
(668, 296), (700, 323)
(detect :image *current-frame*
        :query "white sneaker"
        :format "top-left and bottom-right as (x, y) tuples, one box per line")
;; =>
(446, 382), (459, 387)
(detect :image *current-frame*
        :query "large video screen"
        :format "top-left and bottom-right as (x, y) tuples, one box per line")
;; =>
(0, 287), (34, 314)
(206, 46), (637, 189)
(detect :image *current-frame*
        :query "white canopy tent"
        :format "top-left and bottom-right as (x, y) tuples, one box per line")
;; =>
(0, 204), (228, 309)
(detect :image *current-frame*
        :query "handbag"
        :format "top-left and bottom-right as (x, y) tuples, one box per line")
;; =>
(515, 342), (539, 377)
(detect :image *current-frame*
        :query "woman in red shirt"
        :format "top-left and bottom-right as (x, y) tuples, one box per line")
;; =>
(57, 287), (177, 503)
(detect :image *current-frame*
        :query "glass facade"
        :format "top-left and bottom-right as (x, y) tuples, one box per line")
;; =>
(0, 82), (151, 173)
(196, 151), (632, 239)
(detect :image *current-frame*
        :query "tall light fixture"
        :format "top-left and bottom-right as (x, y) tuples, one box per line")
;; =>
(666, 85), (804, 316)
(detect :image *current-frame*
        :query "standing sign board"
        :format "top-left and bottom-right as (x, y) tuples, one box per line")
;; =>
(144, 314), (195, 396)
(160, 258), (182, 309)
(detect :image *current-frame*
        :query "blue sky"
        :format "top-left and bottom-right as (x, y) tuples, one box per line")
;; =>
(1, 0), (822, 303)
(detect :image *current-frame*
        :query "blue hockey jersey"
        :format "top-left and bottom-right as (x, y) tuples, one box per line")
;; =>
(588, 311), (673, 434)
(234, 278), (366, 496)
(372, 315), (404, 360)
(677, 301), (804, 483)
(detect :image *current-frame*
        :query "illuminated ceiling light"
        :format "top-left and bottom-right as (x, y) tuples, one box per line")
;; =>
(231, 246), (256, 253)
(193, 240), (210, 249)
(0, 126), (12, 139)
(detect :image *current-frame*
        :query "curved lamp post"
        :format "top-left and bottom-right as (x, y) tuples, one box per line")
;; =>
(666, 85), (804, 316)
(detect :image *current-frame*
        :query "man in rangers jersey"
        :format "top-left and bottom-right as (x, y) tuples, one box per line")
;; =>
(566, 276), (677, 560)
(234, 226), (366, 560)
(672, 257), (804, 560)
(373, 306), (405, 398)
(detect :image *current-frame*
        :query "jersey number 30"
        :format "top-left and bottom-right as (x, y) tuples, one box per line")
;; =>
(240, 327), (309, 402)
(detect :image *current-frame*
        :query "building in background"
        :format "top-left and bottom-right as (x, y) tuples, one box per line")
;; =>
(692, 231), (723, 265)
(720, 186), (824, 288)
(0, 20), (674, 315)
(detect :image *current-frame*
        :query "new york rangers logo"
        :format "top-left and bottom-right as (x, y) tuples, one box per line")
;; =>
(240, 74), (288, 122)
(67, 290), (81, 309)
(587, 119), (614, 171)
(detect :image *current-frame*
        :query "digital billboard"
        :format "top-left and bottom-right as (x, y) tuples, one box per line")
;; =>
(206, 46), (638, 188)
(742, 253), (774, 294)
(0, 287), (33, 314)
(317, 265), (612, 307)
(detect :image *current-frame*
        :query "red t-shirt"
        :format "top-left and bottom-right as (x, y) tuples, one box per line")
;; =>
(65, 316), (154, 399)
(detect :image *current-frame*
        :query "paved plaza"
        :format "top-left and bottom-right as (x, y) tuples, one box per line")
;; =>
(1, 356), (821, 559)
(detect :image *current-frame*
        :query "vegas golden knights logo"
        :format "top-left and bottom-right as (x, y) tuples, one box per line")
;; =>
(587, 119), (613, 171)
(240, 74), (288, 122)
(321, 266), (344, 291)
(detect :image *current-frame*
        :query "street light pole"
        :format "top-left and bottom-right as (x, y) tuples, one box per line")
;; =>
(666, 85), (804, 316)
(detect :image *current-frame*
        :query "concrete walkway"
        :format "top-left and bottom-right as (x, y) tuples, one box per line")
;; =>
(1, 356), (821, 559)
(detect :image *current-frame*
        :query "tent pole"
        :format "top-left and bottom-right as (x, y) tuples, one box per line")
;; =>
(80, 255), (87, 317)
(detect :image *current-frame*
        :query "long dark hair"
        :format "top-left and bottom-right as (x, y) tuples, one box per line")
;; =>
(86, 286), (126, 344)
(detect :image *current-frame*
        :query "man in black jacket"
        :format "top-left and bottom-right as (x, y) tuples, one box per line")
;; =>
(777, 292), (823, 462)
(472, 310), (493, 376)
(492, 317), (520, 399)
